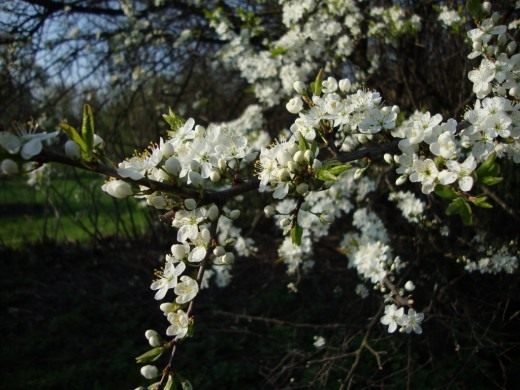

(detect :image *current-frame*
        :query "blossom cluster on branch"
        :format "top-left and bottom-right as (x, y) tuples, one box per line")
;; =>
(1, 1), (519, 388)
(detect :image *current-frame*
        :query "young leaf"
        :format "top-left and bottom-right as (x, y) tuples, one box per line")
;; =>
(291, 224), (303, 246)
(481, 176), (503, 186)
(135, 347), (164, 364)
(469, 196), (493, 209)
(446, 197), (473, 225)
(476, 154), (500, 181)
(81, 104), (95, 161)
(59, 122), (87, 153)
(313, 69), (325, 96)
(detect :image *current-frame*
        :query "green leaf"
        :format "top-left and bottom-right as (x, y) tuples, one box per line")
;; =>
(291, 224), (303, 246)
(270, 47), (287, 57)
(163, 108), (185, 131)
(446, 197), (473, 225)
(164, 375), (175, 390)
(476, 154), (500, 181)
(81, 104), (95, 161)
(466, 0), (485, 19)
(312, 69), (325, 96)
(135, 347), (164, 364)
(298, 133), (309, 152)
(469, 196), (493, 209)
(434, 185), (458, 200)
(481, 176), (503, 186)
(59, 122), (87, 152)
(316, 160), (351, 182)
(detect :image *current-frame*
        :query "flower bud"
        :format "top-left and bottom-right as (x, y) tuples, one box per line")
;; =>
(472, 41), (482, 51)
(145, 329), (159, 340)
(293, 81), (306, 94)
(353, 168), (364, 180)
(229, 209), (240, 220)
(140, 365), (159, 380)
(147, 194), (167, 209)
(264, 205), (275, 217)
(509, 86), (519, 98)
(383, 153), (393, 164)
(497, 33), (507, 46)
(159, 302), (176, 313)
(286, 96), (303, 114)
(287, 161), (297, 173)
(209, 170), (221, 182)
(218, 159), (227, 171)
(404, 280), (416, 291)
(395, 175), (407, 186)
(338, 78), (351, 92)
(506, 41), (517, 54)
(1, 159), (18, 175)
(482, 1), (491, 12)
(222, 252), (235, 264)
(164, 156), (181, 176)
(208, 204), (219, 221)
(171, 244), (187, 259)
(391, 105), (400, 114)
(303, 150), (313, 161)
(64, 140), (81, 159)
(213, 246), (226, 257)
(188, 171), (202, 186)
(101, 180), (133, 198)
(296, 183), (309, 194)
(184, 198), (197, 210)
(293, 150), (305, 164)
(280, 217), (291, 227)
(148, 335), (161, 347)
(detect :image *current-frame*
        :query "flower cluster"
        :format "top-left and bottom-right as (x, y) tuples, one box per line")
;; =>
(388, 191), (425, 224)
(380, 304), (424, 335)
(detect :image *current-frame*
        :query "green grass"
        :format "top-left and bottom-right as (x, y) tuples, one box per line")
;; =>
(0, 168), (149, 248)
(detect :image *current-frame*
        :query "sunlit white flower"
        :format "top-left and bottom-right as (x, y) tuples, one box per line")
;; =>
(174, 275), (199, 304)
